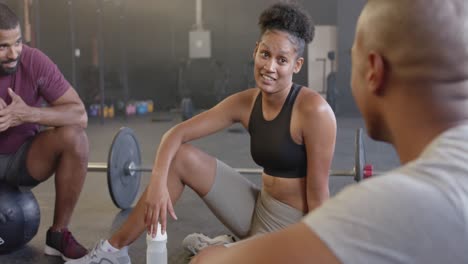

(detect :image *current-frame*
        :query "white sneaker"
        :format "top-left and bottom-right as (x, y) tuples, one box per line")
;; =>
(182, 233), (236, 255)
(64, 240), (131, 264)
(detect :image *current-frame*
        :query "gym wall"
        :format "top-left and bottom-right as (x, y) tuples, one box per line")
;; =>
(6, 0), (364, 116)
(336, 0), (366, 116)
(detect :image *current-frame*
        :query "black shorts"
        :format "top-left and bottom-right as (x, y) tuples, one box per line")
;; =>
(0, 137), (40, 187)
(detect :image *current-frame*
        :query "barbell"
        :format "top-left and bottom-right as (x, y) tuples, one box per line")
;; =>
(88, 127), (377, 209)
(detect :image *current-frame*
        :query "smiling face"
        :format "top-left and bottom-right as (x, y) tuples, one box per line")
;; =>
(0, 25), (22, 76)
(253, 30), (304, 94)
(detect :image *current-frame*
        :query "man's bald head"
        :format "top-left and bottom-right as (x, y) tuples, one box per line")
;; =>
(357, 0), (468, 84)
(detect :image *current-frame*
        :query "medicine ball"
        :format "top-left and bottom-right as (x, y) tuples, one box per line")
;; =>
(0, 182), (41, 254)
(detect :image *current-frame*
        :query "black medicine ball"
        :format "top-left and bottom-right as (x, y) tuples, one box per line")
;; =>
(0, 183), (40, 254)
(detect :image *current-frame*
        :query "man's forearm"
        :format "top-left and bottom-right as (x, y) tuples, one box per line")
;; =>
(27, 103), (87, 128)
(191, 223), (341, 264)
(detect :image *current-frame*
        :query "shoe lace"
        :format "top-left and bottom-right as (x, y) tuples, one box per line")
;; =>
(82, 241), (102, 260)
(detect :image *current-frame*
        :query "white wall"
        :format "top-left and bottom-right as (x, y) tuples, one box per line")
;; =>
(307, 26), (337, 96)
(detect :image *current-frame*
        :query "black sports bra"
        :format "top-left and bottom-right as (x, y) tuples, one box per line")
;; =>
(248, 84), (307, 178)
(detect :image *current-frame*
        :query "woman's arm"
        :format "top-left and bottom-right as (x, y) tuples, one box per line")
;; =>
(145, 89), (257, 233)
(300, 91), (336, 211)
(151, 88), (256, 186)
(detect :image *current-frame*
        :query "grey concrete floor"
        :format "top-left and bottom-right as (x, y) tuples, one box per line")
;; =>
(0, 114), (400, 264)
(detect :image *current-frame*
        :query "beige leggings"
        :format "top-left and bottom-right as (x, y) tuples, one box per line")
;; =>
(202, 160), (304, 239)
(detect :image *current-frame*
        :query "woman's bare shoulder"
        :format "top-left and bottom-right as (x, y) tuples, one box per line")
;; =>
(296, 87), (328, 109)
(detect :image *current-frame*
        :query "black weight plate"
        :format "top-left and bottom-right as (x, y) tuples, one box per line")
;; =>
(107, 127), (142, 209)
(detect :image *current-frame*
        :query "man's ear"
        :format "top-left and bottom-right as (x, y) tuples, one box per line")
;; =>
(294, 57), (304, 74)
(367, 51), (385, 95)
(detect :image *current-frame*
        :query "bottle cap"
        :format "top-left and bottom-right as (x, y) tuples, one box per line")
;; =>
(146, 223), (167, 241)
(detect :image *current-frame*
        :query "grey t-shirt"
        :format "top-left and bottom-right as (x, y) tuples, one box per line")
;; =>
(303, 124), (468, 264)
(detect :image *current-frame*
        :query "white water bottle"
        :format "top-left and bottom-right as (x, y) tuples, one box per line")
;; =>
(146, 223), (168, 264)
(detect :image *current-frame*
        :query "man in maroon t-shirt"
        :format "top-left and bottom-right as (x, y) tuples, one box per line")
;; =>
(0, 4), (88, 260)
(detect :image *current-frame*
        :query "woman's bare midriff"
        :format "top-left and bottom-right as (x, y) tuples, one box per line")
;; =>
(262, 173), (308, 214)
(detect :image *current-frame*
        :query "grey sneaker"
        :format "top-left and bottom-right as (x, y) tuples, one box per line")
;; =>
(64, 240), (131, 264)
(182, 233), (236, 255)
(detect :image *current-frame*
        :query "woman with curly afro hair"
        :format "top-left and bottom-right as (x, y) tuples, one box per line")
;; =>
(67, 3), (336, 264)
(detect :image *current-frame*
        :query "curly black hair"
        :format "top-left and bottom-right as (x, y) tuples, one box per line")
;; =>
(258, 2), (315, 57)
(0, 3), (19, 30)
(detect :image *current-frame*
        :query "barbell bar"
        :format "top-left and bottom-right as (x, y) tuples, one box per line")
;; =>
(88, 127), (380, 210)
(88, 163), (375, 177)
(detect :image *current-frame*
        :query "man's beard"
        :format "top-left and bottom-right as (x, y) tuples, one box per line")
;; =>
(0, 58), (19, 76)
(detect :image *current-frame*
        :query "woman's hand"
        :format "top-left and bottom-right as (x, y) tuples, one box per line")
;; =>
(144, 179), (178, 237)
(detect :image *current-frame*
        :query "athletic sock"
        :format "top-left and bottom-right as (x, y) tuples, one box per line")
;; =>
(101, 240), (120, 253)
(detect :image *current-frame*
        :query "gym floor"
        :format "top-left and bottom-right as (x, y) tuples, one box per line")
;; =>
(0, 114), (400, 264)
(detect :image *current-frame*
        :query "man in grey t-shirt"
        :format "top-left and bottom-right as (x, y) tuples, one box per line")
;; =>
(191, 0), (468, 263)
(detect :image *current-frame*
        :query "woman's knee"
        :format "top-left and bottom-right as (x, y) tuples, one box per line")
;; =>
(170, 144), (217, 195)
(171, 144), (201, 174)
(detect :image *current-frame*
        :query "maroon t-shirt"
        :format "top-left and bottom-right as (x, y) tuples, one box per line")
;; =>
(0, 45), (70, 154)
